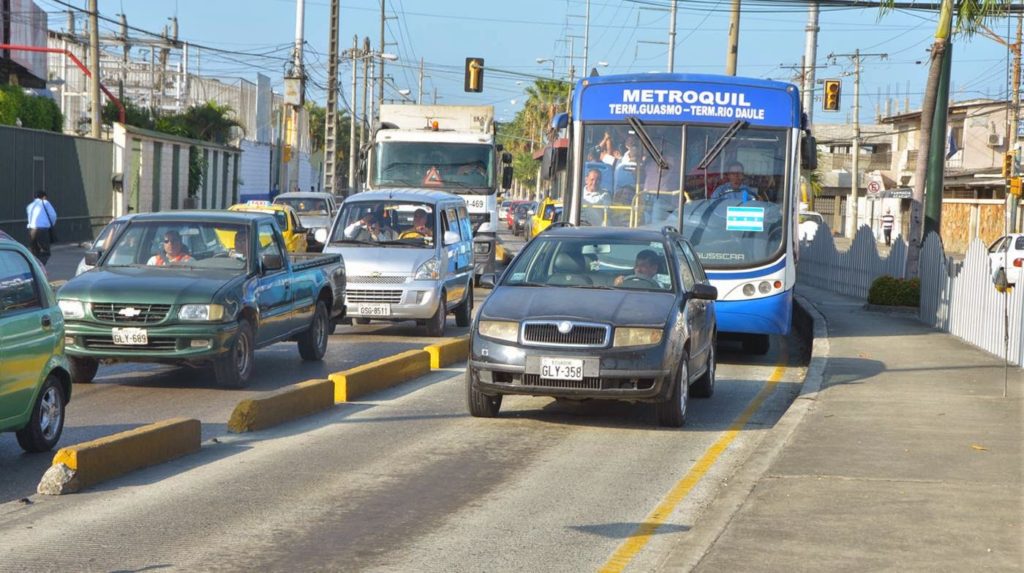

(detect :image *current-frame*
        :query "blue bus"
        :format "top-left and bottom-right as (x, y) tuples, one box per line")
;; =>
(562, 73), (815, 354)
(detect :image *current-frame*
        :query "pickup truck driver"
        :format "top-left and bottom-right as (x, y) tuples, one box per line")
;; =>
(147, 230), (193, 266)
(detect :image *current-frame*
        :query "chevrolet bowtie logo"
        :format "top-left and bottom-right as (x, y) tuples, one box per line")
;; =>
(118, 307), (142, 318)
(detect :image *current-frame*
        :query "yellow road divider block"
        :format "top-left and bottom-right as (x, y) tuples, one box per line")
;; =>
(424, 335), (470, 369)
(228, 379), (334, 433)
(329, 349), (431, 402)
(38, 417), (201, 495)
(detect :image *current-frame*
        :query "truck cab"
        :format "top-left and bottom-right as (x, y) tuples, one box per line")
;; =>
(363, 104), (513, 282)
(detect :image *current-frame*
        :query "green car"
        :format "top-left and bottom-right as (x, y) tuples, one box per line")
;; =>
(0, 237), (71, 452)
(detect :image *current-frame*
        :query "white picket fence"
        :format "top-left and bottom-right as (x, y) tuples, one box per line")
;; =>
(799, 224), (1024, 366)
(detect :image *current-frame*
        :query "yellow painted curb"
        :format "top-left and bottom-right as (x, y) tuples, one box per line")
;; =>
(227, 379), (334, 433)
(424, 335), (470, 369)
(329, 349), (431, 402)
(44, 417), (200, 493)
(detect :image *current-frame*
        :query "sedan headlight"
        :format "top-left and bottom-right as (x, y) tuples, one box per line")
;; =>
(178, 304), (225, 321)
(613, 327), (664, 348)
(478, 320), (518, 343)
(414, 258), (440, 280)
(58, 299), (86, 320)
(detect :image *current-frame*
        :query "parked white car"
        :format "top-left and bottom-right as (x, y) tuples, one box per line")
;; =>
(987, 234), (1024, 285)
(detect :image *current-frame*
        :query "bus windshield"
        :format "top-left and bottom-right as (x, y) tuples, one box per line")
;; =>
(577, 122), (789, 269)
(371, 141), (495, 193)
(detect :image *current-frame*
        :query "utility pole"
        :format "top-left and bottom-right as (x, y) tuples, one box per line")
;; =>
(361, 37), (370, 151)
(378, 0), (386, 118)
(418, 57), (424, 105)
(287, 0), (306, 192)
(323, 0), (340, 195)
(802, 2), (820, 125)
(88, 0), (101, 138)
(119, 13), (127, 102)
(583, 0), (590, 75)
(347, 35), (359, 195)
(1011, 11), (1022, 232)
(830, 49), (887, 238)
(667, 0), (678, 73)
(726, 0), (741, 75)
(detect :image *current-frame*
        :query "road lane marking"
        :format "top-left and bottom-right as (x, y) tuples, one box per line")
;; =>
(599, 342), (790, 573)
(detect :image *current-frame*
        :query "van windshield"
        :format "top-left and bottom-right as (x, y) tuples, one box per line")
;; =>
(329, 201), (436, 247)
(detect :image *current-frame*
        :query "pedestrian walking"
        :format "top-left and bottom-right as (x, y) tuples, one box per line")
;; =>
(881, 208), (895, 247)
(26, 191), (57, 264)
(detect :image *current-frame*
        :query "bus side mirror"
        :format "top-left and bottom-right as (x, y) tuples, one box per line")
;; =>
(801, 135), (817, 171)
(551, 112), (569, 130)
(502, 166), (514, 190)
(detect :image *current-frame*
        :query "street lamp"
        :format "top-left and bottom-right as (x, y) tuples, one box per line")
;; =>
(536, 57), (555, 78)
(346, 49), (401, 192)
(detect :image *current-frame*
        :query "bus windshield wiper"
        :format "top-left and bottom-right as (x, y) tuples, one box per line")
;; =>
(696, 119), (749, 171)
(626, 116), (668, 171)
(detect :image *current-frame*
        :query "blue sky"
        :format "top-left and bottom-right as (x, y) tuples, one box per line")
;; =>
(40, 0), (1023, 125)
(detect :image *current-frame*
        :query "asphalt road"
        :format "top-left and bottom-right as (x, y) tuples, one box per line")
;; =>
(1, 233), (810, 572)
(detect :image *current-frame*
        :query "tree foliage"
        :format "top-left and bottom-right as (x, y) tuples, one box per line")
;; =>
(0, 85), (63, 132)
(878, 0), (1014, 277)
(497, 79), (571, 188)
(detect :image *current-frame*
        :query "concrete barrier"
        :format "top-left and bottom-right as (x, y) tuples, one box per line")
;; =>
(37, 417), (201, 495)
(424, 335), (470, 369)
(329, 349), (431, 402)
(228, 379), (335, 433)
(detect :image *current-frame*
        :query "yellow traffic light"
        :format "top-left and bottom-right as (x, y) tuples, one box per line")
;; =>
(1003, 152), (1015, 179)
(823, 80), (841, 112)
(464, 57), (484, 93)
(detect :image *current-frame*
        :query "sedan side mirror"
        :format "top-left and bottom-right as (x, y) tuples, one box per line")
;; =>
(261, 253), (284, 272)
(84, 249), (103, 266)
(689, 283), (718, 301)
(479, 273), (497, 289)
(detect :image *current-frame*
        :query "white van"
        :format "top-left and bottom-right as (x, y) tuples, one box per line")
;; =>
(319, 189), (474, 337)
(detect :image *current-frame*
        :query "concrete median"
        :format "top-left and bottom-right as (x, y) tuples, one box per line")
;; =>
(228, 379), (335, 433)
(329, 349), (431, 402)
(424, 336), (470, 369)
(37, 417), (201, 495)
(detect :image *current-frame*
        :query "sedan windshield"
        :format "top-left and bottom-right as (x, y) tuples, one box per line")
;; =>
(103, 221), (250, 272)
(504, 237), (674, 292)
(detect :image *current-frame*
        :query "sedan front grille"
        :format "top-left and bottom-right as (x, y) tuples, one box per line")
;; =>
(347, 289), (403, 303)
(82, 336), (178, 351)
(348, 276), (407, 285)
(521, 374), (602, 390)
(91, 303), (171, 325)
(522, 321), (610, 347)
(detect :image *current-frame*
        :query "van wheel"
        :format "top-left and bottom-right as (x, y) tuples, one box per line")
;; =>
(656, 358), (689, 428)
(215, 319), (254, 388)
(69, 357), (99, 384)
(297, 301), (329, 361)
(425, 295), (447, 337)
(16, 375), (66, 453)
(455, 285), (473, 327)
(466, 367), (501, 417)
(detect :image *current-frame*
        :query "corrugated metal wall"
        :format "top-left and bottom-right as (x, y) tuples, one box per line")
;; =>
(0, 125), (112, 243)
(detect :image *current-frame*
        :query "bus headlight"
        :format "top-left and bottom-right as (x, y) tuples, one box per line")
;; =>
(758, 281), (772, 294)
(742, 284), (756, 297)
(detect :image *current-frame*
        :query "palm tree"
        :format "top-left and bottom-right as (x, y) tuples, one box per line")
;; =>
(880, 0), (1013, 277)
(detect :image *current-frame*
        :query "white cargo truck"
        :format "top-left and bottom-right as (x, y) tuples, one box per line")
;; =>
(364, 104), (513, 282)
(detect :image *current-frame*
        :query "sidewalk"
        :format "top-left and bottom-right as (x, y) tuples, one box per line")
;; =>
(663, 285), (1022, 571)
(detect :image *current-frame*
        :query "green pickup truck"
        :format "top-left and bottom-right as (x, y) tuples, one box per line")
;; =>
(57, 211), (346, 388)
